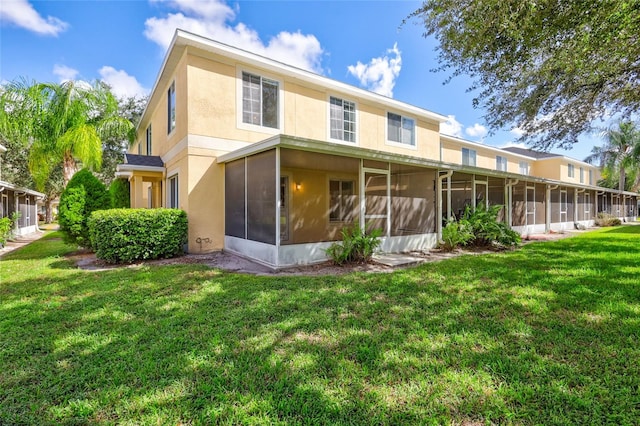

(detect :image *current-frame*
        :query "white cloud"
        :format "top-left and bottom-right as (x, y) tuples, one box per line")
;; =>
(52, 64), (79, 82)
(98, 66), (148, 99)
(347, 43), (401, 98)
(440, 115), (463, 137)
(465, 123), (488, 140)
(144, 0), (324, 73)
(500, 141), (528, 149)
(0, 0), (68, 36)
(510, 126), (526, 137)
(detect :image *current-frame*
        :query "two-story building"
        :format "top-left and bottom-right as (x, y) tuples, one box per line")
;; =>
(117, 30), (638, 268)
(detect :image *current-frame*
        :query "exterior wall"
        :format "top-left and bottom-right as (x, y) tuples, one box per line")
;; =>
(440, 139), (525, 173)
(531, 157), (601, 185)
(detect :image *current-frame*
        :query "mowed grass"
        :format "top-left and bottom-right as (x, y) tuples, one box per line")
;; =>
(1, 227), (639, 425)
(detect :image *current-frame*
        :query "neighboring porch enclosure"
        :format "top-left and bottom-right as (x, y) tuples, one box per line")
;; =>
(223, 148), (438, 268)
(0, 189), (40, 236)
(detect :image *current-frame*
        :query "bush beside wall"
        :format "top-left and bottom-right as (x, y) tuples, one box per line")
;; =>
(89, 208), (188, 263)
(109, 179), (130, 208)
(58, 169), (111, 248)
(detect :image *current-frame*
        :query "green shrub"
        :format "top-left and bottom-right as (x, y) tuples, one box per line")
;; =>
(109, 179), (130, 208)
(325, 225), (382, 265)
(595, 212), (622, 227)
(0, 217), (12, 246)
(440, 205), (521, 251)
(88, 208), (188, 263)
(462, 204), (521, 248)
(58, 169), (110, 248)
(440, 218), (474, 251)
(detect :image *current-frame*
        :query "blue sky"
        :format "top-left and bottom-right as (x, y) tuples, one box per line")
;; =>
(1, 0), (603, 161)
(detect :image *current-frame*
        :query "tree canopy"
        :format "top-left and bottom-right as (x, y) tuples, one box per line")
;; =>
(410, 1), (640, 150)
(585, 121), (640, 192)
(0, 79), (134, 190)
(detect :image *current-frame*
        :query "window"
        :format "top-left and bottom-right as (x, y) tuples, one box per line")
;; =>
(519, 161), (529, 175)
(137, 142), (141, 155)
(167, 82), (176, 134)
(462, 148), (477, 167)
(579, 167), (584, 183)
(568, 163), (574, 178)
(496, 155), (507, 171)
(329, 180), (354, 222)
(242, 72), (279, 129)
(146, 124), (152, 155)
(387, 112), (415, 146)
(329, 97), (356, 142)
(168, 175), (178, 208)
(589, 170), (594, 185)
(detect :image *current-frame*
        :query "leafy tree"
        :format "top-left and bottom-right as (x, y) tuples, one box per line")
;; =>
(0, 79), (134, 190)
(58, 169), (110, 248)
(109, 178), (131, 208)
(585, 121), (640, 192)
(98, 95), (147, 186)
(409, 1), (640, 150)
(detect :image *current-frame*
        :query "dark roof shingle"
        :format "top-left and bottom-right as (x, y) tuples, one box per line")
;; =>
(124, 154), (164, 168)
(502, 147), (560, 159)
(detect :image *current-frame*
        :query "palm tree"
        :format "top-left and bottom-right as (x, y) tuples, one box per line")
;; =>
(0, 79), (134, 189)
(585, 121), (640, 192)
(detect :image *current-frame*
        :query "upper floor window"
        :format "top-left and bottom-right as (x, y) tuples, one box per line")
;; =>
(329, 97), (356, 142)
(496, 155), (507, 171)
(146, 124), (152, 155)
(589, 169), (594, 185)
(568, 163), (575, 178)
(519, 161), (530, 175)
(137, 142), (142, 155)
(462, 148), (477, 167)
(167, 82), (176, 134)
(242, 72), (279, 129)
(579, 167), (584, 183)
(387, 112), (415, 146)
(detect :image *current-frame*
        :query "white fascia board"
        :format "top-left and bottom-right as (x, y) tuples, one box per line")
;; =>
(116, 164), (165, 173)
(176, 30), (448, 124)
(216, 135), (282, 163)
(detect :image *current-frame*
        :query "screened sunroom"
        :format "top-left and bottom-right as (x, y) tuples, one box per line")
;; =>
(219, 136), (442, 268)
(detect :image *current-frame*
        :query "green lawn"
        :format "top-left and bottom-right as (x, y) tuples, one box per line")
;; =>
(1, 227), (639, 425)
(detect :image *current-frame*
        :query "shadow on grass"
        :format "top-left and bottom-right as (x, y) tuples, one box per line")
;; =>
(1, 229), (639, 424)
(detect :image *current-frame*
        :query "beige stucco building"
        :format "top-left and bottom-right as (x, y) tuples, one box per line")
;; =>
(117, 30), (638, 268)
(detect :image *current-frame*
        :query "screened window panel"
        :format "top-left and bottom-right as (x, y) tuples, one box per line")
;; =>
(242, 73), (261, 126)
(262, 79), (279, 128)
(512, 184), (526, 226)
(566, 188), (575, 221)
(247, 150), (276, 244)
(225, 159), (246, 238)
(168, 175), (179, 209)
(535, 183), (545, 224)
(387, 113), (402, 143)
(401, 117), (415, 145)
(450, 173), (473, 219)
(390, 164), (435, 236)
(488, 178), (505, 222)
(167, 82), (176, 133)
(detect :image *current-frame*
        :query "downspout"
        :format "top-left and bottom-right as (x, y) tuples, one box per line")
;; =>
(505, 179), (519, 228)
(546, 185), (558, 233)
(437, 170), (454, 242)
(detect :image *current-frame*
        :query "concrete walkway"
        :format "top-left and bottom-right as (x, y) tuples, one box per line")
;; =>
(0, 226), (53, 258)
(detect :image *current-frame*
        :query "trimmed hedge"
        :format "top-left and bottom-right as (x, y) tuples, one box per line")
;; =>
(88, 208), (188, 263)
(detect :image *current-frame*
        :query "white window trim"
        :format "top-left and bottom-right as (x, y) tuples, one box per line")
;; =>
(167, 81), (176, 136)
(326, 94), (358, 146)
(236, 67), (284, 135)
(568, 163), (575, 178)
(166, 167), (180, 209)
(385, 110), (418, 150)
